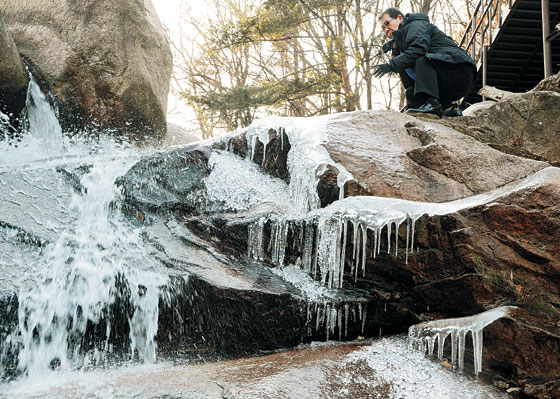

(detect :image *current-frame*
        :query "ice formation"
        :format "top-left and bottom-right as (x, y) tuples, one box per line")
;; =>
(240, 115), (540, 345)
(245, 115), (353, 214)
(408, 306), (518, 375)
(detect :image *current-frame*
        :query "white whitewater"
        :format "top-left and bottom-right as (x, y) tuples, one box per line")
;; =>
(0, 79), (167, 377)
(408, 306), (518, 375)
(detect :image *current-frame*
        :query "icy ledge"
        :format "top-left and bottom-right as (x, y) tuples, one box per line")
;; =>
(245, 114), (354, 214)
(408, 306), (518, 375)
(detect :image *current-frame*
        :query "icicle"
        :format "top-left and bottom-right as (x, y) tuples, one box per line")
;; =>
(351, 220), (359, 263)
(250, 135), (258, 161)
(451, 330), (458, 368)
(312, 222), (320, 279)
(247, 217), (265, 260)
(458, 329), (466, 372)
(437, 331), (449, 360)
(387, 222), (392, 254)
(377, 227), (382, 256)
(340, 219), (348, 280)
(384, 302), (387, 312)
(361, 224), (367, 277)
(336, 168), (352, 201)
(405, 217), (410, 264)
(410, 217), (417, 254)
(325, 304), (331, 341)
(315, 305), (323, 332)
(335, 217), (344, 289)
(361, 307), (367, 334)
(306, 303), (314, 336)
(337, 307), (342, 340)
(344, 304), (349, 337)
(395, 220), (401, 256)
(279, 127), (284, 151)
(354, 223), (360, 283)
(277, 220), (289, 266)
(373, 226), (378, 259)
(472, 328), (483, 375)
(427, 336), (435, 356)
(302, 220), (314, 273)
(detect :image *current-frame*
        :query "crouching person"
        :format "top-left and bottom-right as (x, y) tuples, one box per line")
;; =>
(373, 8), (476, 117)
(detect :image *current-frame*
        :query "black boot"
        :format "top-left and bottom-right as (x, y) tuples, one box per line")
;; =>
(407, 97), (443, 118)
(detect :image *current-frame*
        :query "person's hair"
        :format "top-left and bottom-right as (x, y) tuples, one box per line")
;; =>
(378, 7), (404, 20)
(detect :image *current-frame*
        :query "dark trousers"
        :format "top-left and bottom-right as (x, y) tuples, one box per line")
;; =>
(399, 57), (475, 108)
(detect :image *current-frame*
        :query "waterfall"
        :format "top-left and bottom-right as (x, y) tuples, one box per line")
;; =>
(0, 79), (167, 377)
(25, 77), (63, 147)
(0, 76), (65, 164)
(12, 155), (166, 376)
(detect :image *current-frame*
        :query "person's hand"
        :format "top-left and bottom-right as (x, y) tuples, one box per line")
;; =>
(372, 64), (392, 78)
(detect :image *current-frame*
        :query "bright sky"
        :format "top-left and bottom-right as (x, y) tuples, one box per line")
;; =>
(152, 0), (205, 133)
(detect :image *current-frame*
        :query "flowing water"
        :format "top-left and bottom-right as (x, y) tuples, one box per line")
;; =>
(0, 79), (167, 381)
(0, 82), (511, 398)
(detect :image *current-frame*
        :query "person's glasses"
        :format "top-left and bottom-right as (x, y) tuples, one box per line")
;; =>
(382, 18), (395, 29)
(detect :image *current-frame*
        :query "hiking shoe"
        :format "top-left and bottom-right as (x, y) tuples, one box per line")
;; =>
(407, 101), (443, 118)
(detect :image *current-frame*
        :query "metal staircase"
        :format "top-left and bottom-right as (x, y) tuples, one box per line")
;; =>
(460, 0), (560, 104)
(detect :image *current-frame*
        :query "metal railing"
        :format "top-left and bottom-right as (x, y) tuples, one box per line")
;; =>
(458, 0), (513, 97)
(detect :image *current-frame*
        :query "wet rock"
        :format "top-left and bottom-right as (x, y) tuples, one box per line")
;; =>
(531, 71), (560, 93)
(0, 0), (172, 138)
(224, 127), (291, 182)
(0, 12), (28, 129)
(117, 146), (212, 215)
(442, 91), (560, 165)
(321, 111), (547, 202)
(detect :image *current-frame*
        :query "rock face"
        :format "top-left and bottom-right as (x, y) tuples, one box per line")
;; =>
(444, 90), (560, 166)
(113, 110), (560, 396)
(2, 100), (559, 397)
(321, 110), (548, 203)
(0, 12), (28, 125)
(0, 0), (173, 138)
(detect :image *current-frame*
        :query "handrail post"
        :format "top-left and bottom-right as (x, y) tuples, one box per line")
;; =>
(488, 3), (493, 44)
(542, 0), (552, 78)
(482, 44), (488, 100)
(479, 0), (485, 57)
(498, 0), (502, 28)
(471, 13), (477, 58)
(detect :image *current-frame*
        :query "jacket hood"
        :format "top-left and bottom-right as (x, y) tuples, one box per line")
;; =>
(402, 13), (430, 24)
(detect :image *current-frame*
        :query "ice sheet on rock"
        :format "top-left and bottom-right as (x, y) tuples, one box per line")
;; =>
(408, 306), (517, 375)
(245, 115), (354, 214)
(205, 150), (290, 212)
(350, 336), (508, 399)
(271, 264), (335, 302)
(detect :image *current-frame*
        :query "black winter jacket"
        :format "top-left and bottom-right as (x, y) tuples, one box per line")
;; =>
(388, 13), (476, 72)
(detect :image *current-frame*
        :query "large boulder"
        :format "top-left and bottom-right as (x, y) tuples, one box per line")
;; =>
(320, 110), (548, 203)
(0, 12), (27, 125)
(443, 86), (560, 166)
(0, 0), (173, 138)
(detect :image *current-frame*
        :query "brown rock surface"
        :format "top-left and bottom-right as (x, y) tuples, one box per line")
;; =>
(389, 167), (560, 397)
(443, 91), (560, 165)
(0, 0), (172, 138)
(322, 110), (547, 203)
(0, 12), (27, 122)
